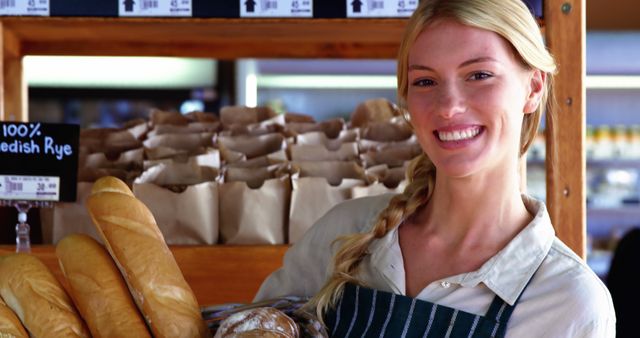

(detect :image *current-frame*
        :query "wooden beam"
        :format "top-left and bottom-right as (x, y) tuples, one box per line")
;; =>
(544, 0), (586, 258)
(0, 24), (26, 122)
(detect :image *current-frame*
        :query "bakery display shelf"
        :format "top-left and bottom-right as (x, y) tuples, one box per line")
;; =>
(0, 244), (288, 305)
(0, 17), (407, 59)
(0, 0), (586, 259)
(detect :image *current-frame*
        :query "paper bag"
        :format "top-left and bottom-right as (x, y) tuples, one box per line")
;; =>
(358, 134), (419, 153)
(134, 162), (219, 187)
(50, 182), (102, 244)
(285, 118), (345, 138)
(80, 127), (142, 156)
(359, 143), (422, 168)
(289, 161), (367, 243)
(84, 148), (144, 170)
(149, 109), (191, 126)
(143, 149), (221, 170)
(220, 106), (276, 127)
(225, 149), (288, 168)
(350, 98), (400, 128)
(133, 182), (219, 245)
(143, 132), (214, 152)
(216, 133), (286, 160)
(361, 118), (413, 142)
(352, 165), (408, 198)
(295, 129), (359, 149)
(147, 122), (220, 137)
(219, 167), (290, 244)
(289, 142), (358, 162)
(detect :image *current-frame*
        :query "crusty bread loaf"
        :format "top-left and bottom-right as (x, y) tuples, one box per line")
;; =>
(214, 307), (299, 338)
(0, 253), (90, 337)
(86, 176), (208, 338)
(56, 234), (151, 338)
(0, 296), (28, 338)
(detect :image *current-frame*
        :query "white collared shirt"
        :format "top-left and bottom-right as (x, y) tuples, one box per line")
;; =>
(255, 194), (616, 337)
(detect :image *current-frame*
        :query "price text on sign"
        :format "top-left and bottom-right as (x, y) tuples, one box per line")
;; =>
(0, 122), (79, 202)
(0, 0), (49, 16)
(240, 0), (312, 18)
(0, 175), (59, 201)
(346, 0), (417, 17)
(119, 0), (192, 17)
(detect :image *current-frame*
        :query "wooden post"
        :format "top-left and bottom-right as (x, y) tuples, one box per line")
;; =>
(0, 23), (26, 122)
(544, 0), (586, 258)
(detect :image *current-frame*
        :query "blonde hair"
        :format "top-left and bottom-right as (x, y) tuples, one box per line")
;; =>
(307, 0), (557, 322)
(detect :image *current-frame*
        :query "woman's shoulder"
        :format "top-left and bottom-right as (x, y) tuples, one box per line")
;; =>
(531, 238), (615, 327)
(318, 193), (398, 232)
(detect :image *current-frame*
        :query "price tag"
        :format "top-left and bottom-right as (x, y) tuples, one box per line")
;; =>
(0, 175), (59, 201)
(119, 0), (192, 17)
(240, 0), (312, 18)
(0, 122), (79, 202)
(0, 0), (49, 16)
(346, 0), (417, 18)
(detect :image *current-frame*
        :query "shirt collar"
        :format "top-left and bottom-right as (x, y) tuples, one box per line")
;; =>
(368, 194), (555, 305)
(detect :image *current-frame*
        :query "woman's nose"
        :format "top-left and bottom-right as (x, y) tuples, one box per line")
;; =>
(436, 84), (465, 118)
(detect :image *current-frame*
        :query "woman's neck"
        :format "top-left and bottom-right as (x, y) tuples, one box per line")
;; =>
(412, 168), (532, 253)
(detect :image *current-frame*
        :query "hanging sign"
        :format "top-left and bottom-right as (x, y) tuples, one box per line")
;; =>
(0, 122), (79, 202)
(119, 0), (192, 17)
(0, 0), (49, 16)
(346, 0), (416, 18)
(240, 0), (312, 18)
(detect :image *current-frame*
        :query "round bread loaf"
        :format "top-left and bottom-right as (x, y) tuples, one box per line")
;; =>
(0, 296), (28, 338)
(214, 307), (298, 338)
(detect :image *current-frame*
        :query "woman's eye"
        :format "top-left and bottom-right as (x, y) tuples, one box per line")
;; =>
(469, 72), (493, 81)
(412, 78), (435, 87)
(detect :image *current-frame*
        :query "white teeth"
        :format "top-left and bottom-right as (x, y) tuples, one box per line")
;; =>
(438, 127), (480, 141)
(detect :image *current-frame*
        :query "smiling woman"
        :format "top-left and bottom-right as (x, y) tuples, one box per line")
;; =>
(254, 0), (615, 337)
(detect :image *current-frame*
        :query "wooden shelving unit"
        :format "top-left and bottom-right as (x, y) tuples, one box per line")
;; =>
(0, 0), (587, 257)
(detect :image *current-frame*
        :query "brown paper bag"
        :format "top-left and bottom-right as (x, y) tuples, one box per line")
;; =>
(143, 148), (220, 170)
(134, 162), (219, 187)
(133, 182), (219, 245)
(352, 165), (408, 199)
(225, 149), (288, 168)
(361, 118), (413, 142)
(50, 182), (102, 244)
(149, 109), (191, 126)
(220, 106), (276, 127)
(285, 118), (345, 138)
(289, 161), (367, 243)
(147, 122), (220, 137)
(84, 148), (144, 170)
(144, 146), (194, 161)
(350, 98), (400, 128)
(219, 167), (290, 244)
(143, 132), (214, 151)
(358, 134), (419, 153)
(359, 143), (422, 168)
(80, 128), (142, 155)
(289, 142), (358, 162)
(295, 129), (359, 149)
(216, 133), (286, 160)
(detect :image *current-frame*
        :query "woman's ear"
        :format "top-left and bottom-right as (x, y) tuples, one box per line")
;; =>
(524, 70), (545, 114)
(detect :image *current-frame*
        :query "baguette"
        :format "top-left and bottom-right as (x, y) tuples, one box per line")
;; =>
(56, 234), (151, 338)
(0, 254), (90, 338)
(0, 296), (28, 338)
(86, 176), (208, 338)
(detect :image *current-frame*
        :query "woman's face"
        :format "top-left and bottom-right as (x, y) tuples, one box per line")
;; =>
(407, 19), (543, 179)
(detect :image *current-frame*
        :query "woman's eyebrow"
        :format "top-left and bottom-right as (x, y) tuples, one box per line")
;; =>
(408, 57), (499, 71)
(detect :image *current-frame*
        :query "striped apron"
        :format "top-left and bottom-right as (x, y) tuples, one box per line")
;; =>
(324, 283), (526, 338)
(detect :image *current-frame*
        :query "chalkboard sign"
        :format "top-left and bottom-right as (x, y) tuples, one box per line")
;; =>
(0, 122), (79, 202)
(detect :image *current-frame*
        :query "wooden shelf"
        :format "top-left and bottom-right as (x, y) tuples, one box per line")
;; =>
(1, 17), (407, 59)
(0, 245), (288, 305)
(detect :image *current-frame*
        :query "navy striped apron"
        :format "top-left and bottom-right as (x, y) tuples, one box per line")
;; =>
(324, 283), (526, 338)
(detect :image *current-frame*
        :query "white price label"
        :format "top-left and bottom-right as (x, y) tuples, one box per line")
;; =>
(0, 175), (59, 201)
(0, 0), (49, 16)
(240, 0), (312, 18)
(119, 0), (192, 17)
(347, 0), (417, 18)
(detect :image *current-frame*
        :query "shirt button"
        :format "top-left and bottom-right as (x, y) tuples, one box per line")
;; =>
(440, 281), (451, 288)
